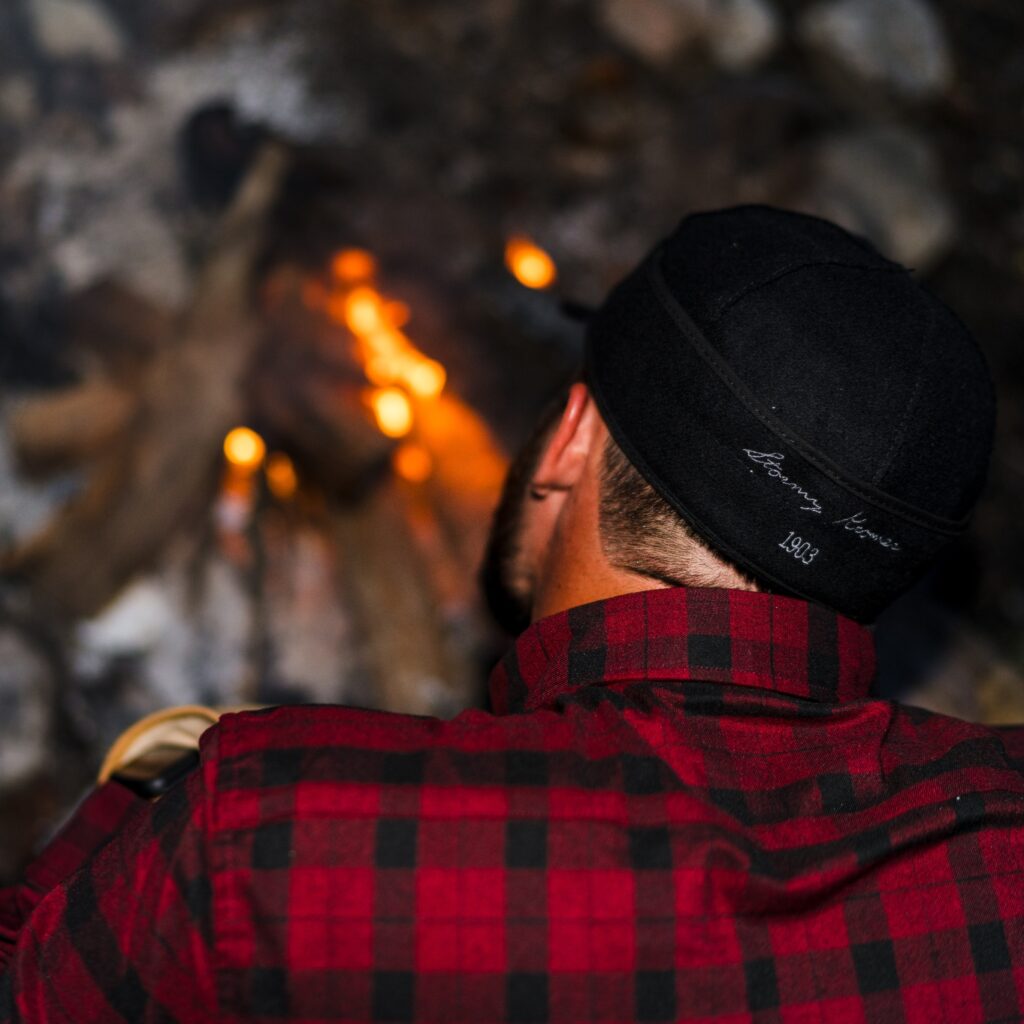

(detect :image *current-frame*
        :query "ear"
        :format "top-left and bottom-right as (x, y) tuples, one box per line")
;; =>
(531, 382), (602, 494)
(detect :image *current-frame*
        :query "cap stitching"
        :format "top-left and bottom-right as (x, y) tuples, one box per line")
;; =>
(649, 252), (967, 536)
(585, 342), (924, 622)
(584, 342), (828, 611)
(708, 257), (904, 324)
(871, 342), (926, 487)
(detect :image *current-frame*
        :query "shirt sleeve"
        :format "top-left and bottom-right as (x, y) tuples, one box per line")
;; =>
(994, 723), (1024, 767)
(0, 782), (142, 966)
(0, 756), (218, 1023)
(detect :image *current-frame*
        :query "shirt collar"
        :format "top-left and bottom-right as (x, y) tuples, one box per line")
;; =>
(488, 586), (876, 714)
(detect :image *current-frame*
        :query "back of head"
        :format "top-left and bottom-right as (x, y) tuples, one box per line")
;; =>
(585, 205), (995, 622)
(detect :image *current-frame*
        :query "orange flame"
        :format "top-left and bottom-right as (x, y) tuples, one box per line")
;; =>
(266, 452), (299, 500)
(331, 248), (377, 283)
(505, 237), (557, 289)
(319, 251), (452, 442)
(393, 443), (434, 483)
(407, 359), (447, 399)
(343, 287), (387, 334)
(369, 387), (414, 438)
(385, 300), (411, 328)
(224, 427), (266, 471)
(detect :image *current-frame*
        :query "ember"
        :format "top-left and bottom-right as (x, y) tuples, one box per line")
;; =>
(223, 426), (266, 471)
(393, 444), (433, 484)
(265, 452), (299, 500)
(407, 359), (446, 400)
(505, 237), (558, 290)
(369, 386), (413, 438)
(331, 249), (377, 284)
(313, 248), (451, 438)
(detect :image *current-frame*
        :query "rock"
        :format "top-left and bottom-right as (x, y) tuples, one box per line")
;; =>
(101, 0), (243, 46)
(74, 579), (178, 670)
(0, 628), (53, 789)
(53, 194), (191, 310)
(150, 555), (255, 709)
(262, 522), (356, 705)
(151, 31), (358, 145)
(70, 552), (256, 752)
(0, 411), (78, 555)
(799, 0), (953, 99)
(805, 125), (955, 269)
(707, 0), (780, 70)
(0, 76), (39, 127)
(599, 0), (778, 69)
(598, 0), (709, 65)
(28, 0), (126, 63)
(6, 24), (346, 319)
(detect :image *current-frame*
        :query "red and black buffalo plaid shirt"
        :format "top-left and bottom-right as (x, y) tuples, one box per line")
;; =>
(2, 586), (1024, 1022)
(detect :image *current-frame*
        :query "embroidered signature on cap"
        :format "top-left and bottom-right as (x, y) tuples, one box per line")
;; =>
(742, 450), (823, 514)
(833, 512), (902, 552)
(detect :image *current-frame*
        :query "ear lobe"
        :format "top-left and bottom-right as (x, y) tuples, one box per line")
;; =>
(531, 382), (600, 492)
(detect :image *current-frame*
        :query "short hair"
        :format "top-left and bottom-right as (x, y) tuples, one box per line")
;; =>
(598, 435), (759, 592)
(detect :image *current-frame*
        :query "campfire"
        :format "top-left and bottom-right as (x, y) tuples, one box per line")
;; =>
(0, 142), (572, 856)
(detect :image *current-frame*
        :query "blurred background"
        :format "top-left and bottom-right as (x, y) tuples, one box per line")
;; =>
(0, 0), (1022, 879)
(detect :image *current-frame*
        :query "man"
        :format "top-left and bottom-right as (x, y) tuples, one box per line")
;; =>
(1, 205), (1021, 1022)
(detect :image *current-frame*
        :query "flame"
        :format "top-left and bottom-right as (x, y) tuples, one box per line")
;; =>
(317, 251), (453, 444)
(407, 359), (447, 399)
(393, 443), (433, 483)
(331, 248), (377, 283)
(342, 287), (387, 334)
(386, 300), (411, 328)
(266, 452), (298, 499)
(224, 427), (266, 471)
(505, 236), (557, 289)
(369, 387), (414, 438)
(302, 250), (507, 517)
(415, 396), (508, 498)
(365, 354), (396, 387)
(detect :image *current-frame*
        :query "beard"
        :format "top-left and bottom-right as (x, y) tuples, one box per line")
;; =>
(479, 390), (567, 635)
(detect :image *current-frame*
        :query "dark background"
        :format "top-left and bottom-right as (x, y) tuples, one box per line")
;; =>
(0, 0), (1021, 877)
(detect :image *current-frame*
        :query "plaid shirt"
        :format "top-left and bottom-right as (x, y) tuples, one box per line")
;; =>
(3, 586), (1024, 1022)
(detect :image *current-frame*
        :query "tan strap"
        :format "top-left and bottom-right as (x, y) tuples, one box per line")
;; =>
(97, 705), (222, 785)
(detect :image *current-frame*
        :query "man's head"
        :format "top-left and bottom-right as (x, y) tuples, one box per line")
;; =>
(481, 381), (759, 635)
(483, 205), (995, 633)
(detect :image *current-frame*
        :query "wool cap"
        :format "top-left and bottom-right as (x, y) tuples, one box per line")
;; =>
(585, 205), (995, 622)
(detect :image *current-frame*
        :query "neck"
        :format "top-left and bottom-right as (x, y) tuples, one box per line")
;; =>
(529, 466), (672, 623)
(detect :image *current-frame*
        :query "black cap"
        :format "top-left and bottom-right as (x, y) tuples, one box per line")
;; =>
(585, 205), (995, 622)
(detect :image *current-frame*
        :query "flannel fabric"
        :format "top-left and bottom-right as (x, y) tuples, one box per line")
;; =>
(0, 782), (140, 964)
(2, 586), (1024, 1022)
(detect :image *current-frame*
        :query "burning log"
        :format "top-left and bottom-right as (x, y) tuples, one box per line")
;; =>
(264, 374), (393, 498)
(2, 160), (507, 728)
(252, 275), (395, 498)
(5, 144), (290, 620)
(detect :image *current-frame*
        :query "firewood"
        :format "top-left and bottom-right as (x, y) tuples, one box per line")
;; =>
(249, 291), (394, 498)
(332, 477), (467, 717)
(256, 371), (393, 498)
(65, 281), (175, 380)
(9, 381), (138, 474)
(4, 144), (290, 620)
